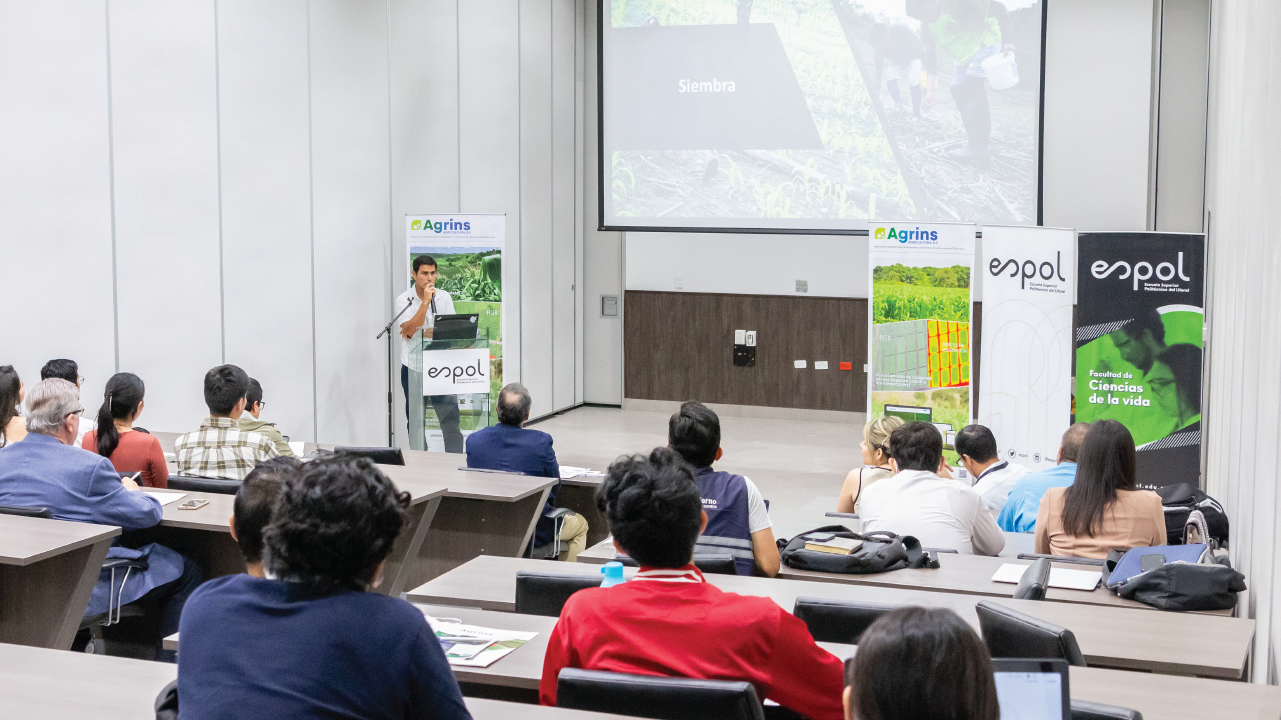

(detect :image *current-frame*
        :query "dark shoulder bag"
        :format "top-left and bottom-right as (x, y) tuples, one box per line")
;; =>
(780, 525), (939, 574)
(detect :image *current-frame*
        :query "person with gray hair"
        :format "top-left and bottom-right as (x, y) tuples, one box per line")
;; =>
(464, 382), (589, 560)
(0, 377), (202, 661)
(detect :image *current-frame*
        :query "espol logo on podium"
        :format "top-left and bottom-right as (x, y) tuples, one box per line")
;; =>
(420, 347), (490, 395)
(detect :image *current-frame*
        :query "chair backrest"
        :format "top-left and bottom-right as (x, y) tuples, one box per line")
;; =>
(515, 571), (604, 617)
(167, 476), (241, 495)
(976, 600), (1087, 666)
(612, 554), (737, 576)
(1070, 699), (1143, 720)
(556, 668), (766, 720)
(793, 597), (901, 644)
(334, 446), (405, 466)
(1014, 558), (1052, 601)
(0, 505), (52, 519)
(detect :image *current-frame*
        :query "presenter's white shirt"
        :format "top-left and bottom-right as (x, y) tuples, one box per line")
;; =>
(397, 287), (455, 366)
(860, 469), (1006, 556)
(969, 460), (1030, 516)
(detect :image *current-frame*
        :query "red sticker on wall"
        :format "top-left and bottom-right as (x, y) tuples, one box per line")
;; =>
(839, 362), (853, 371)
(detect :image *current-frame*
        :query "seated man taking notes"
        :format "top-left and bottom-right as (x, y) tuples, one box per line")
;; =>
(539, 448), (845, 720)
(954, 424), (1027, 517)
(860, 421), (1004, 556)
(178, 455), (471, 720)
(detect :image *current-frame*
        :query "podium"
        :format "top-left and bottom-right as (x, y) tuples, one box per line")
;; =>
(406, 328), (494, 452)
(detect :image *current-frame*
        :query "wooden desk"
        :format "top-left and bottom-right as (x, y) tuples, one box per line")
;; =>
(466, 698), (632, 719)
(0, 515), (119, 649)
(407, 555), (1254, 680)
(0, 640), (177, 719)
(551, 454), (614, 548)
(136, 481), (447, 597)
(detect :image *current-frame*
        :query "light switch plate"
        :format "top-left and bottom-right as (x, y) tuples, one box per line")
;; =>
(794, 360), (807, 369)
(675, 275), (684, 290)
(745, 330), (757, 347)
(814, 361), (829, 370)
(795, 279), (808, 293)
(863, 364), (869, 373)
(734, 329), (746, 344)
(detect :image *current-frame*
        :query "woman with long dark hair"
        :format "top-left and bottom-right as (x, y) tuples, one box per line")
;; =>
(0, 366), (26, 447)
(1034, 419), (1164, 558)
(81, 372), (169, 488)
(844, 606), (999, 720)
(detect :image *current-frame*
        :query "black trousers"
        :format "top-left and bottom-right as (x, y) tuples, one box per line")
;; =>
(401, 364), (464, 453)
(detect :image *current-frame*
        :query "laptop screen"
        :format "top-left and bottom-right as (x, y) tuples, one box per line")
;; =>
(992, 659), (1069, 720)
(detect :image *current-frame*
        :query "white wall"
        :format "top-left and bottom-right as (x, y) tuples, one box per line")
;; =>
(1202, 0), (1281, 684)
(1, 0), (586, 445)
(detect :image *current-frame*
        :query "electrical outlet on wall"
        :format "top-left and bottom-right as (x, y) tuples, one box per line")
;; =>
(734, 329), (746, 344)
(675, 275), (685, 290)
(795, 279), (808, 293)
(745, 331), (756, 346)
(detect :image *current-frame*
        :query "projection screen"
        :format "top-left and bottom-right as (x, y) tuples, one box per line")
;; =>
(599, 0), (1046, 232)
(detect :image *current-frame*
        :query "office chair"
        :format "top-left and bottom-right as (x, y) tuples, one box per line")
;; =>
(792, 597), (901, 644)
(976, 600), (1087, 666)
(1013, 558), (1052, 601)
(557, 668), (767, 720)
(334, 446), (405, 466)
(167, 476), (240, 495)
(1070, 699), (1143, 720)
(0, 505), (52, 519)
(515, 570), (605, 617)
(77, 556), (149, 654)
(612, 553), (738, 576)
(527, 507), (575, 560)
(1017, 552), (1106, 568)
(155, 679), (178, 720)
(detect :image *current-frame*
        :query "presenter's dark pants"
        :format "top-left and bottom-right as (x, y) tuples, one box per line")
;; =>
(401, 364), (464, 453)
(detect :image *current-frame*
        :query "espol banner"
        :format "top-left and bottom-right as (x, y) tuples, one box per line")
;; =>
(868, 221), (976, 463)
(979, 226), (1075, 473)
(420, 347), (491, 395)
(1075, 232), (1206, 488)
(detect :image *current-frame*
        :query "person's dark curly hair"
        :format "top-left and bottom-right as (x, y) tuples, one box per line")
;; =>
(262, 455), (410, 591)
(595, 447), (702, 568)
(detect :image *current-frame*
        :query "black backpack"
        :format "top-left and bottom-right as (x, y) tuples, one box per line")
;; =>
(1155, 484), (1229, 546)
(1115, 561), (1246, 611)
(780, 526), (939, 574)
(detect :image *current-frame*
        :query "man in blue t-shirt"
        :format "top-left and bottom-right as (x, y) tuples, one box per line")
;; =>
(997, 423), (1092, 533)
(668, 401), (779, 577)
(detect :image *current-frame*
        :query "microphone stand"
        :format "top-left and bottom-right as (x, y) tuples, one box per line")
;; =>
(377, 296), (415, 447)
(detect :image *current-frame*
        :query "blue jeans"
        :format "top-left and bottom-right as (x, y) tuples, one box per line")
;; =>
(401, 365), (464, 453)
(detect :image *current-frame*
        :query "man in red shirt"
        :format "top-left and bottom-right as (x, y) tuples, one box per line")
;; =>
(539, 448), (845, 720)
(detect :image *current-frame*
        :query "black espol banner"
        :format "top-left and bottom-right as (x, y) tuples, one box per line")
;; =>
(1075, 232), (1206, 489)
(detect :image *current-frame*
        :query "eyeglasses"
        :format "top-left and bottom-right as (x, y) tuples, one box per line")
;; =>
(67, 408), (84, 418)
(77, 375), (85, 386)
(257, 401), (266, 409)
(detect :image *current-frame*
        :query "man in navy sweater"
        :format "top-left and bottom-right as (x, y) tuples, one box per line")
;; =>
(465, 383), (589, 561)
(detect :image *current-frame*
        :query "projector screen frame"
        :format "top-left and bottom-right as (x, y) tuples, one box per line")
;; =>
(596, 0), (1049, 235)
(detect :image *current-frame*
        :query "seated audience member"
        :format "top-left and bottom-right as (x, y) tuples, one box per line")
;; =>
(954, 424), (1028, 516)
(177, 455), (471, 720)
(837, 416), (904, 513)
(667, 400), (779, 577)
(237, 378), (295, 457)
(0, 365), (26, 447)
(1035, 419), (1165, 559)
(860, 422), (1004, 556)
(81, 372), (169, 488)
(843, 606), (999, 720)
(539, 448), (845, 720)
(229, 457), (302, 577)
(0, 379), (200, 661)
(176, 365), (280, 480)
(41, 358), (95, 445)
(465, 383), (588, 561)
(997, 423), (1091, 533)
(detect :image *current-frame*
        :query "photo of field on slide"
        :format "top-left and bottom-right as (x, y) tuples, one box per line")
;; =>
(606, 0), (1041, 224)
(872, 263), (970, 322)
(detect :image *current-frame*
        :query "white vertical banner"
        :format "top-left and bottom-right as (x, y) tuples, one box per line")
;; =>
(868, 221), (976, 462)
(979, 225), (1076, 471)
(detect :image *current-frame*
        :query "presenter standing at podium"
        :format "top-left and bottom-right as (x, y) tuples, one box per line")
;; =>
(398, 255), (464, 453)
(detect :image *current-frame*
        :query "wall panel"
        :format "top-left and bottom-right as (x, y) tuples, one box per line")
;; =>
(309, 0), (391, 445)
(217, 0), (315, 441)
(518, 0), (554, 418)
(552, 0), (579, 411)
(110, 0), (223, 432)
(0, 1), (116, 410)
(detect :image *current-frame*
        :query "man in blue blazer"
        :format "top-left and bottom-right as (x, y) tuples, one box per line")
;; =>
(0, 378), (200, 661)
(465, 383), (588, 561)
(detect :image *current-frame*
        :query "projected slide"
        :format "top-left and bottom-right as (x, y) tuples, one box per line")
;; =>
(601, 0), (1044, 230)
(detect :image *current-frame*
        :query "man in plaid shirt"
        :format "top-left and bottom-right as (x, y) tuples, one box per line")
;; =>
(176, 365), (280, 480)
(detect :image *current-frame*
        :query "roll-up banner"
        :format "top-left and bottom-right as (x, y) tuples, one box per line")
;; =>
(1075, 232), (1206, 488)
(979, 226), (1076, 472)
(868, 222), (976, 462)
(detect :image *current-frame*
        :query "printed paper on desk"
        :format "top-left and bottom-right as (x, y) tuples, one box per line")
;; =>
(288, 441), (305, 456)
(425, 616), (538, 668)
(560, 466), (588, 479)
(143, 492), (187, 506)
(991, 563), (1102, 591)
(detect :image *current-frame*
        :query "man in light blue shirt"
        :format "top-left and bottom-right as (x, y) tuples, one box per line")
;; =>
(997, 423), (1092, 533)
